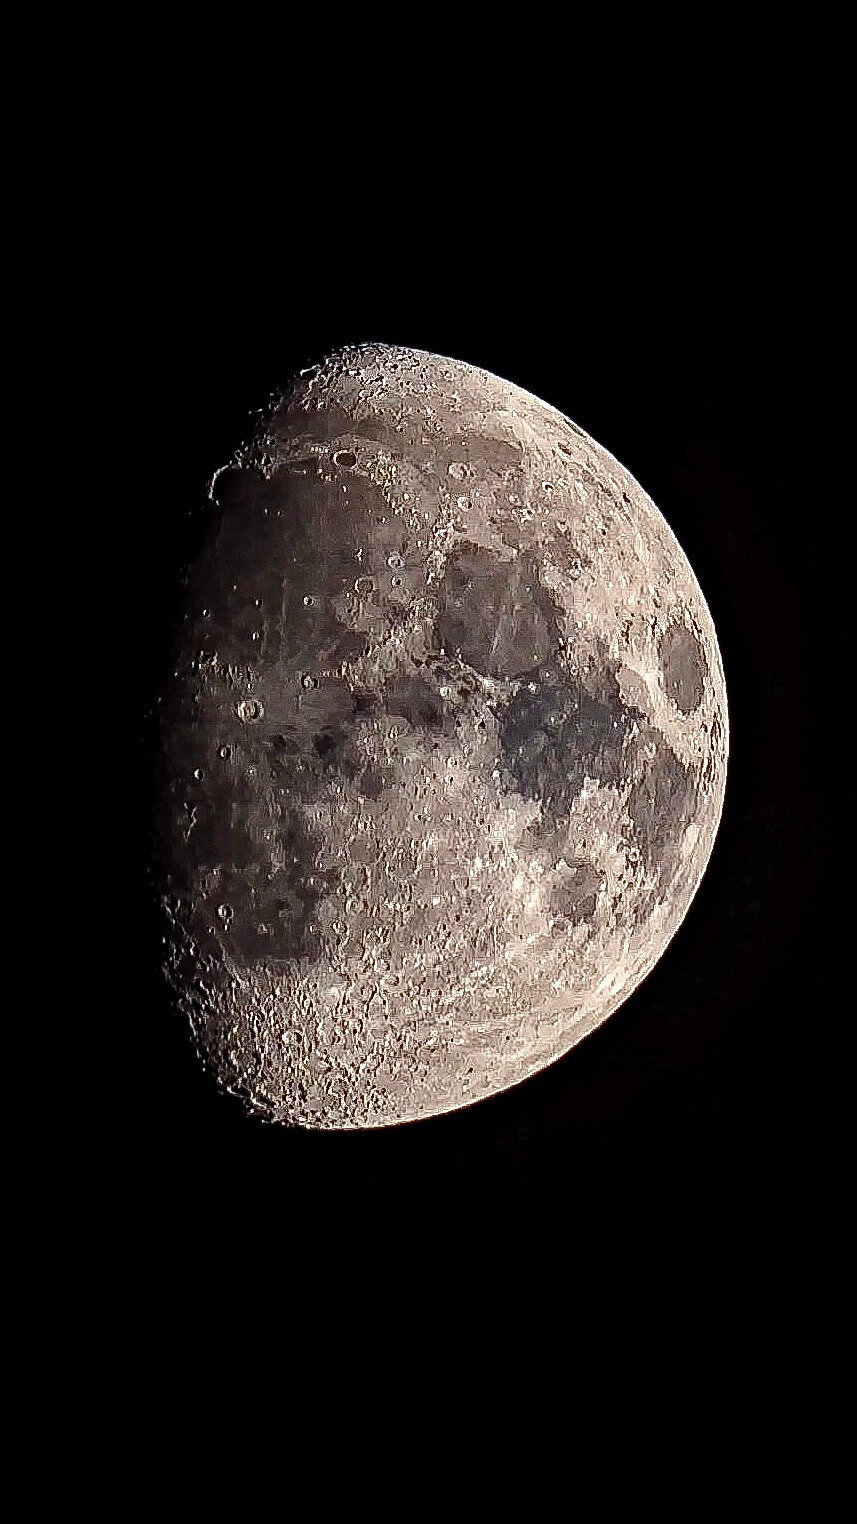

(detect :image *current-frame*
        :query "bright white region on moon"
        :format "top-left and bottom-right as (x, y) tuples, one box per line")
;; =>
(155, 344), (728, 1128)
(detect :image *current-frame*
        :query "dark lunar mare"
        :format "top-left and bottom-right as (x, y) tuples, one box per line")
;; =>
(436, 542), (560, 680)
(155, 716), (339, 967)
(550, 860), (604, 927)
(496, 661), (698, 893)
(626, 728), (699, 884)
(497, 663), (642, 817)
(659, 621), (706, 714)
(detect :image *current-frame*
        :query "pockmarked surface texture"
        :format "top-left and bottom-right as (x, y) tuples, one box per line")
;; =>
(155, 346), (728, 1127)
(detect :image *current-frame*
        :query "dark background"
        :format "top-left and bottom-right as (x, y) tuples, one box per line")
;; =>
(125, 202), (838, 1217)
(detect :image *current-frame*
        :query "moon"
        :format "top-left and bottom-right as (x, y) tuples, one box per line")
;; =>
(154, 344), (728, 1128)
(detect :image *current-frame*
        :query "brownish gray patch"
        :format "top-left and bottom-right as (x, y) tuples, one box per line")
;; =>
(659, 620), (706, 713)
(498, 663), (641, 814)
(436, 542), (559, 679)
(627, 731), (699, 884)
(550, 860), (603, 924)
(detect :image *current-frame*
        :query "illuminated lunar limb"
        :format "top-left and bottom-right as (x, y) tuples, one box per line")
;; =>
(155, 346), (728, 1128)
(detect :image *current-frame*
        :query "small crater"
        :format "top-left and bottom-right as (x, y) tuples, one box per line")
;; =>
(333, 449), (357, 468)
(235, 698), (265, 723)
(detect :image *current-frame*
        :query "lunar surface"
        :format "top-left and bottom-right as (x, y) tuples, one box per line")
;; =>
(154, 345), (728, 1127)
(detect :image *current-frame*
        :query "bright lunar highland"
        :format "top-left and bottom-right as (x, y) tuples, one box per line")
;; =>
(155, 345), (728, 1127)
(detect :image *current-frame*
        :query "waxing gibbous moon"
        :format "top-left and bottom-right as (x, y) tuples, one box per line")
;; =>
(154, 345), (728, 1128)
